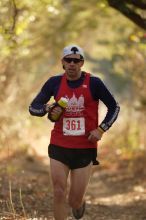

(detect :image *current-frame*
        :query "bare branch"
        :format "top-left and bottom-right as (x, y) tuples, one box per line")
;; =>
(125, 0), (146, 9)
(10, 0), (18, 33)
(107, 0), (146, 30)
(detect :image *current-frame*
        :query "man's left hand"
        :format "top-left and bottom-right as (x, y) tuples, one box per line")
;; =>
(88, 128), (104, 143)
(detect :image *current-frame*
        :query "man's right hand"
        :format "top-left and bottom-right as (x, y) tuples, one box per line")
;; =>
(46, 103), (63, 122)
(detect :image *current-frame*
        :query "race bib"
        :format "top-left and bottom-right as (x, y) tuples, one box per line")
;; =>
(63, 117), (85, 136)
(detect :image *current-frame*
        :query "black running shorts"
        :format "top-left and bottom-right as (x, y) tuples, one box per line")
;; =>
(48, 144), (99, 170)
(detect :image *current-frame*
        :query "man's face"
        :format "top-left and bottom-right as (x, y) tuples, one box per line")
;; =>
(62, 54), (84, 80)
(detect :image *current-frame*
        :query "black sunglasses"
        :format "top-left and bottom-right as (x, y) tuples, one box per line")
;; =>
(64, 57), (83, 64)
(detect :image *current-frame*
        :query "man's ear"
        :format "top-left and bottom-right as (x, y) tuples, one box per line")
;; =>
(80, 60), (84, 67)
(61, 59), (65, 69)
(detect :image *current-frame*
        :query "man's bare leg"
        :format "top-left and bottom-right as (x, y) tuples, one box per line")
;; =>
(50, 159), (70, 220)
(68, 163), (92, 209)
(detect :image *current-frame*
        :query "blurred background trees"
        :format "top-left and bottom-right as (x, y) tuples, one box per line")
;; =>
(0, 0), (146, 157)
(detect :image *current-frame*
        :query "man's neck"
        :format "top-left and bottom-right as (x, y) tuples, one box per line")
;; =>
(65, 71), (82, 81)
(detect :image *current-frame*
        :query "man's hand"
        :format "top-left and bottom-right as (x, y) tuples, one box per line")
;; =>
(49, 106), (62, 118)
(45, 103), (63, 122)
(45, 103), (62, 114)
(88, 128), (104, 143)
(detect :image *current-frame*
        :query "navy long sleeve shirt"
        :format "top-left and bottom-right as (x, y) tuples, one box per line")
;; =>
(29, 72), (120, 131)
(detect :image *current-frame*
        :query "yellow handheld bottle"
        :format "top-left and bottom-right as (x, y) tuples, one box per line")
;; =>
(48, 97), (68, 122)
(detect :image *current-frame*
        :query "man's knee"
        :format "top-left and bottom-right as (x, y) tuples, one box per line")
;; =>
(53, 184), (66, 201)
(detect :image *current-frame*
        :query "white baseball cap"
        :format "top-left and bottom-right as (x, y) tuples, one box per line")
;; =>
(62, 45), (84, 59)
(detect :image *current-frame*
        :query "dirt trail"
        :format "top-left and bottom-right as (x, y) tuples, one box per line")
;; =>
(0, 148), (146, 220)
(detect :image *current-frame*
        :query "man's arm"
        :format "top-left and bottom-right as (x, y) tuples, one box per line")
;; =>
(88, 76), (120, 143)
(90, 75), (120, 132)
(29, 75), (63, 117)
(99, 102), (120, 132)
(29, 83), (51, 116)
